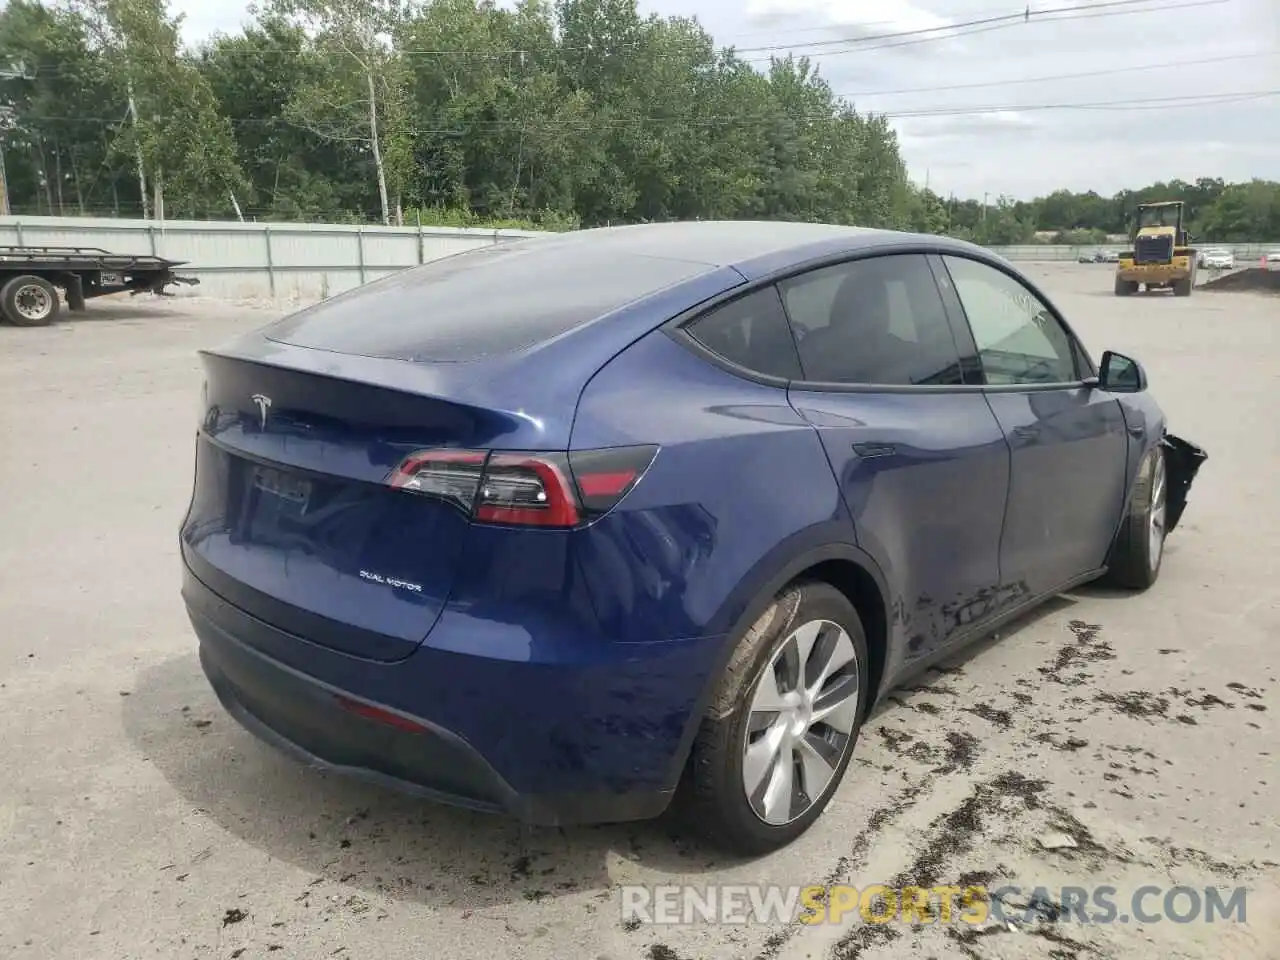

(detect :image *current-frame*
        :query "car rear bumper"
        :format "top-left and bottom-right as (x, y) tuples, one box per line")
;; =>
(183, 563), (723, 826)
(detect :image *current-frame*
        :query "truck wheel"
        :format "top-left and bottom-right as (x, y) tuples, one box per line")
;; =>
(1173, 274), (1193, 297)
(1114, 277), (1137, 296)
(687, 581), (868, 855)
(1, 275), (61, 326)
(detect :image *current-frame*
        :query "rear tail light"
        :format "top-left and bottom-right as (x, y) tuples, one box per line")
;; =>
(387, 445), (657, 528)
(388, 449), (486, 513)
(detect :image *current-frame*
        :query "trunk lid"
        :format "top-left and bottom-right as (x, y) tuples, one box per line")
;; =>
(182, 348), (548, 663)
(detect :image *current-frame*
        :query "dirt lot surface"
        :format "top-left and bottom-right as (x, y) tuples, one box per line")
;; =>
(1, 266), (1277, 960)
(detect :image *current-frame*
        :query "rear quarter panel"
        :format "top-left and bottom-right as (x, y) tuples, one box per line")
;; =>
(568, 329), (853, 644)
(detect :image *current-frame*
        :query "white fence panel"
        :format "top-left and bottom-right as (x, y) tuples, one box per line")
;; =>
(0, 216), (546, 300)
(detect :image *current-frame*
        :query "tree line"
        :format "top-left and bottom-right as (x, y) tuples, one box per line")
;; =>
(1, 0), (1277, 243)
(933, 178), (1280, 246)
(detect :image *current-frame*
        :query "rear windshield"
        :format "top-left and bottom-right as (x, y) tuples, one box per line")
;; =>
(265, 240), (713, 362)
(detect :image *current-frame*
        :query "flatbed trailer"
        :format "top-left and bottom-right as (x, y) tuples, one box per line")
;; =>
(0, 245), (199, 326)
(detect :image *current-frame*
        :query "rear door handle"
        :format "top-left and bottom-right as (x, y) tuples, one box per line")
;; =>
(1128, 423), (1145, 438)
(1013, 425), (1039, 440)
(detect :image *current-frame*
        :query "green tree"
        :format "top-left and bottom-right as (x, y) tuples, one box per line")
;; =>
(77, 0), (248, 219)
(0, 1), (120, 215)
(905, 186), (949, 235)
(197, 18), (363, 220)
(9, 0), (1273, 240)
(265, 0), (414, 224)
(1198, 180), (1280, 243)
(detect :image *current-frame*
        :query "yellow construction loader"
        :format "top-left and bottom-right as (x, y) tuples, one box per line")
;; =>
(1114, 200), (1198, 297)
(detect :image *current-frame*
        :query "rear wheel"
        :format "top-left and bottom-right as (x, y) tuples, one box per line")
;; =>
(687, 581), (868, 855)
(0, 275), (60, 326)
(1114, 277), (1137, 296)
(1102, 446), (1167, 590)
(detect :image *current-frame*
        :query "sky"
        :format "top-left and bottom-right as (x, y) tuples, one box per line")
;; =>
(172, 0), (1280, 200)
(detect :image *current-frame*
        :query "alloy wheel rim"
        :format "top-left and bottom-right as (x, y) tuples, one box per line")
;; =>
(741, 618), (861, 826)
(14, 284), (53, 321)
(1148, 453), (1167, 569)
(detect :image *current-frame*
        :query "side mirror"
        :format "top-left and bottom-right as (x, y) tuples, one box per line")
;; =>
(1098, 350), (1147, 393)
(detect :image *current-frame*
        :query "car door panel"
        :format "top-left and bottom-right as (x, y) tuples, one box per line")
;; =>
(983, 389), (1128, 595)
(778, 253), (1011, 671)
(789, 389), (1010, 667)
(940, 254), (1129, 597)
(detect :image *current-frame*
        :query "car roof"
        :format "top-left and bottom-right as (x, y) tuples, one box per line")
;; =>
(260, 220), (1003, 366)
(525, 220), (988, 275)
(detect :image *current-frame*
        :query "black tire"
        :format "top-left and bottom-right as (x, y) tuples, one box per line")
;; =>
(0, 275), (61, 326)
(1173, 274), (1193, 297)
(1114, 277), (1137, 296)
(1101, 446), (1167, 590)
(687, 581), (869, 855)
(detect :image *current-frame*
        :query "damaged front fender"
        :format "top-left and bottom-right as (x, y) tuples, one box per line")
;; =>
(1161, 433), (1207, 534)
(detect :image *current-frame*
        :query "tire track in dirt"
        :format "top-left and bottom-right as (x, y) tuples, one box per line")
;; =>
(769, 616), (1276, 960)
(753, 722), (984, 960)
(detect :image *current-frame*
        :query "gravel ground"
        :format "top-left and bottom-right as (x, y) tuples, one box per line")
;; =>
(1, 265), (1277, 960)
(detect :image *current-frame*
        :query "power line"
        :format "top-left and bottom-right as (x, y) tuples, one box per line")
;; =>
(881, 89), (1280, 118)
(18, 0), (1224, 75)
(732, 0), (1170, 54)
(836, 50), (1279, 99)
(692, 0), (1067, 43)
(735, 0), (1232, 63)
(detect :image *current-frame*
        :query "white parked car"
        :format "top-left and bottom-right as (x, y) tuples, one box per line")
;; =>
(1199, 248), (1235, 270)
(1267, 251), (1280, 268)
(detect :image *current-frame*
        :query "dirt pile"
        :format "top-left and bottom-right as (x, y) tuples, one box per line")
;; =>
(1202, 267), (1280, 294)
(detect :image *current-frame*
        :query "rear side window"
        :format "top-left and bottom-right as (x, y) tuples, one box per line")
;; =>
(779, 254), (964, 386)
(266, 241), (714, 362)
(685, 286), (803, 380)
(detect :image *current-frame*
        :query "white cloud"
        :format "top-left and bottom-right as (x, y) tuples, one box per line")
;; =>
(174, 0), (1280, 199)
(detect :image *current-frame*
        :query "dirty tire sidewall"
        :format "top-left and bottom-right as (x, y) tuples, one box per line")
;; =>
(687, 581), (869, 856)
(1, 275), (60, 327)
(1102, 445), (1165, 591)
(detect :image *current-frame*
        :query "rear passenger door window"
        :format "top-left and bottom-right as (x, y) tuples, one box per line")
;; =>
(941, 256), (1080, 385)
(685, 286), (803, 381)
(779, 254), (964, 386)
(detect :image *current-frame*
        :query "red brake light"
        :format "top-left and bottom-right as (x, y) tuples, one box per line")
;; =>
(568, 446), (658, 515)
(387, 445), (657, 528)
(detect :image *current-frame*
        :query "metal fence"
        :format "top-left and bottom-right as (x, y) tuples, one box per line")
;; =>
(1, 215), (1276, 301)
(0, 215), (545, 300)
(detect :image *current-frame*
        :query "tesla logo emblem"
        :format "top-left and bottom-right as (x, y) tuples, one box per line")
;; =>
(251, 394), (272, 429)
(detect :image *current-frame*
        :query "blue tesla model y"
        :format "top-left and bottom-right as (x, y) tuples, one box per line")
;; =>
(181, 222), (1205, 854)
